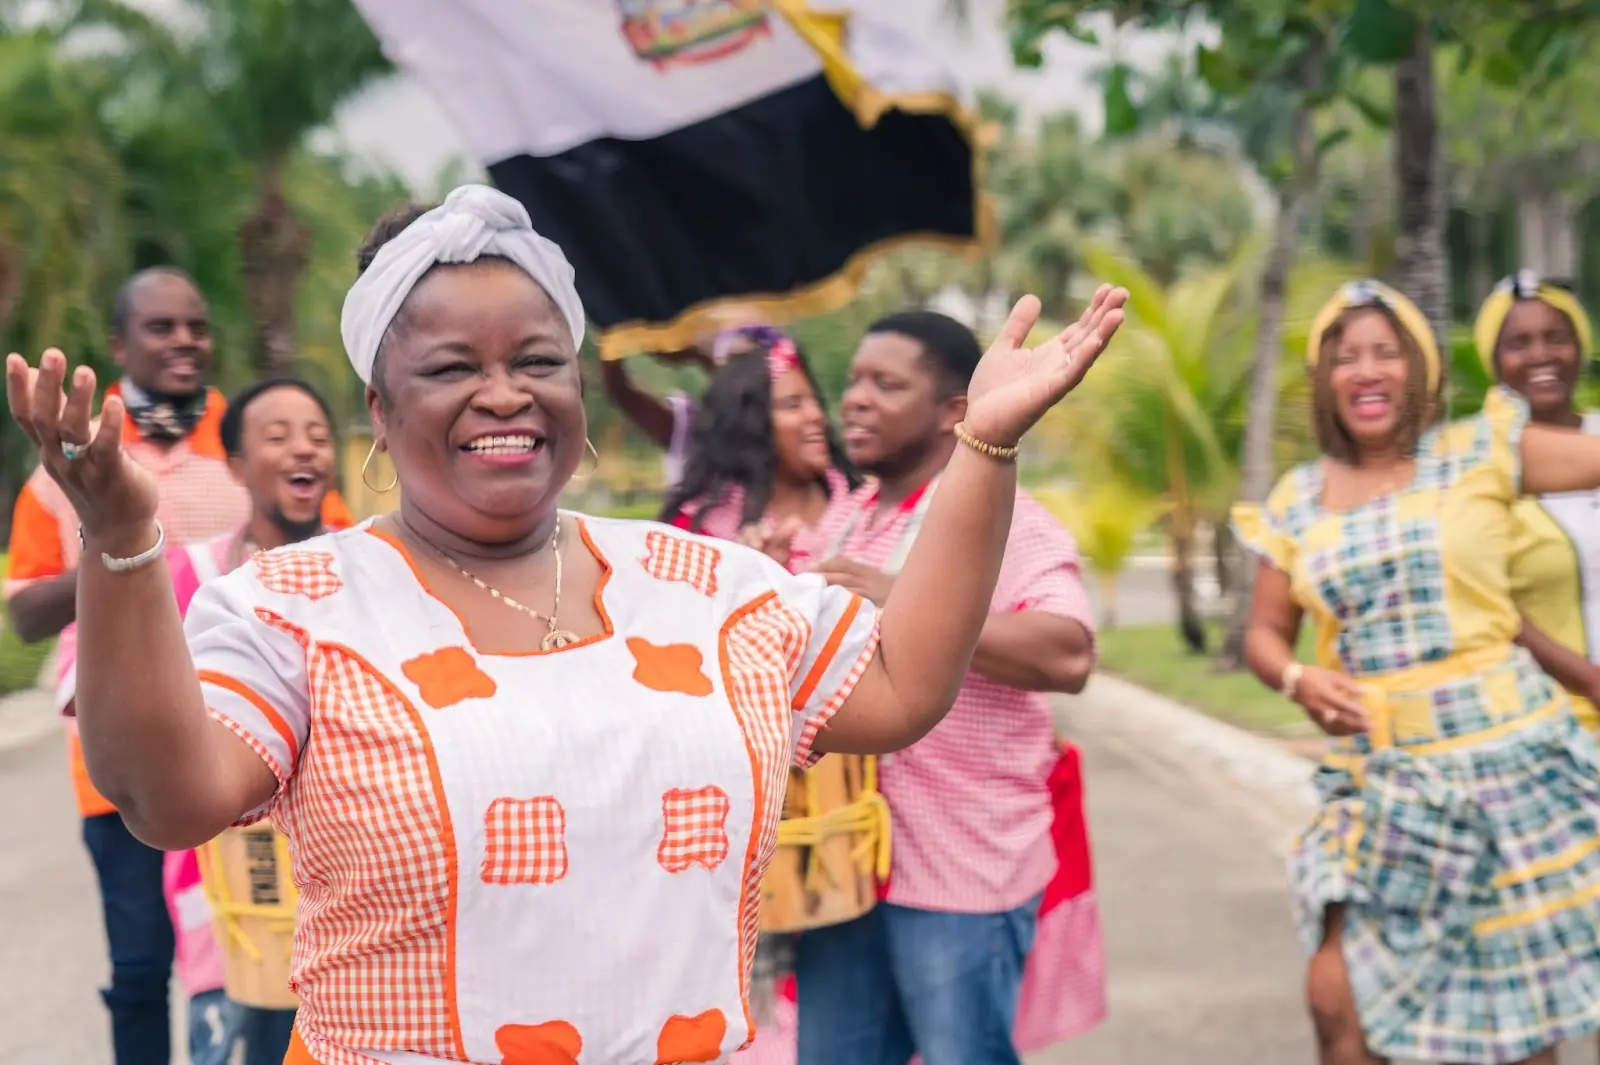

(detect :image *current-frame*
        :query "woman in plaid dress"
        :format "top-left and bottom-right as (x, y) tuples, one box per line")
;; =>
(1235, 279), (1600, 1065)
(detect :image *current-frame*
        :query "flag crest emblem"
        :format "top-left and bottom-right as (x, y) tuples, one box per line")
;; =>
(618, 0), (771, 70)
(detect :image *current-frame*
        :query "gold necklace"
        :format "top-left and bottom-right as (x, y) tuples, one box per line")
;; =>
(413, 517), (580, 651)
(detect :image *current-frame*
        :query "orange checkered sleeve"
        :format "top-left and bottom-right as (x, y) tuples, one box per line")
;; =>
(766, 563), (880, 769)
(185, 566), (313, 824)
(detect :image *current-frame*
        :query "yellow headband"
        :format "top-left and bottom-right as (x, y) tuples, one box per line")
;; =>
(1473, 270), (1593, 376)
(1306, 280), (1441, 393)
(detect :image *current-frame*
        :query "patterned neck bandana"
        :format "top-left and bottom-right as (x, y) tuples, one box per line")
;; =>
(119, 380), (208, 443)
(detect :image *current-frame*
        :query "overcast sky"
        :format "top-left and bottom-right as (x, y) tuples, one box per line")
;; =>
(108, 0), (1198, 193)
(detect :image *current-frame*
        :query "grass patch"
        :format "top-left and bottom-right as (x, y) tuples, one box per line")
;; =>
(599, 500), (665, 521)
(1095, 621), (1315, 735)
(0, 551), (55, 697)
(0, 627), (52, 698)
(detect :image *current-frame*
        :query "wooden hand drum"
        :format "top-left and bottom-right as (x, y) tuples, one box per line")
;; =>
(759, 753), (890, 933)
(196, 825), (300, 1009)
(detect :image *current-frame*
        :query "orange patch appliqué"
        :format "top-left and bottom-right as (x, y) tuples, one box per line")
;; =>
(641, 529), (720, 597)
(253, 549), (342, 600)
(628, 637), (713, 696)
(654, 1009), (727, 1063)
(496, 1020), (583, 1065)
(657, 785), (731, 873)
(402, 646), (498, 708)
(481, 797), (569, 885)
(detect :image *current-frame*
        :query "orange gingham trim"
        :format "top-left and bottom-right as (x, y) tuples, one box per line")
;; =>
(642, 529), (721, 597)
(791, 593), (865, 710)
(480, 796), (570, 885)
(794, 615), (881, 769)
(206, 708), (288, 826)
(717, 592), (811, 1048)
(657, 785), (733, 873)
(199, 668), (301, 764)
(281, 641), (466, 1064)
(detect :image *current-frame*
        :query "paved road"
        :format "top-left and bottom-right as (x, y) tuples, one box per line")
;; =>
(4, 570), (1593, 1064)
(0, 667), (1317, 1065)
(1042, 676), (1315, 1064)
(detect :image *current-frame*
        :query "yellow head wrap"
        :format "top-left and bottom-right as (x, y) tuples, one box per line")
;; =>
(1306, 279), (1441, 393)
(1473, 269), (1593, 377)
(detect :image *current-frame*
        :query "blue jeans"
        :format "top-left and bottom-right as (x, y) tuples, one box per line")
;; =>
(239, 1005), (298, 1065)
(795, 896), (1041, 1065)
(82, 812), (174, 1065)
(187, 991), (297, 1065)
(188, 990), (243, 1065)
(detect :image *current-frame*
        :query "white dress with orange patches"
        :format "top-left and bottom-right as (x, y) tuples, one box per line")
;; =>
(183, 515), (879, 1065)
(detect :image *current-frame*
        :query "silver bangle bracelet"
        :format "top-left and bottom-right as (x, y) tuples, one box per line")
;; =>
(78, 521), (167, 573)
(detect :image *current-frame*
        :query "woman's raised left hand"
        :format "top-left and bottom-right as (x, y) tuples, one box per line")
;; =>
(963, 285), (1127, 448)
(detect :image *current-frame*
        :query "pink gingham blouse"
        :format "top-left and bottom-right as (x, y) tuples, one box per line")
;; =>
(793, 480), (1097, 911)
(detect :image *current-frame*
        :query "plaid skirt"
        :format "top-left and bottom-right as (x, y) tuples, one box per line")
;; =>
(1293, 655), (1600, 1064)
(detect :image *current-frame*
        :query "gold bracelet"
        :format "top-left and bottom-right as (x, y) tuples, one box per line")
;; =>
(953, 422), (1020, 463)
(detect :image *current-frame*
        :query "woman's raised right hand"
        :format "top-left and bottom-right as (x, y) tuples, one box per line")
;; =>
(6, 349), (160, 544)
(1294, 666), (1371, 737)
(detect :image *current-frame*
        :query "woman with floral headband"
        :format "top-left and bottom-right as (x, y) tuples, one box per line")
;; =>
(7, 184), (1128, 1065)
(1472, 272), (1600, 732)
(1235, 278), (1600, 1065)
(660, 326), (859, 562)
(598, 316), (769, 490)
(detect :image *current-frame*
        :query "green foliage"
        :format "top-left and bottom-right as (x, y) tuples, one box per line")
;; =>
(1039, 244), (1255, 518)
(1340, 0), (1416, 63)
(0, 625), (52, 697)
(71, 0), (392, 164)
(1034, 483), (1168, 580)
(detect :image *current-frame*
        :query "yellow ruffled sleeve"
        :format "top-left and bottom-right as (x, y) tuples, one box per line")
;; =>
(1232, 497), (1294, 574)
(1477, 386), (1532, 501)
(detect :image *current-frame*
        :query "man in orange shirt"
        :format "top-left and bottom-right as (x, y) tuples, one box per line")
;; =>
(5, 267), (352, 1065)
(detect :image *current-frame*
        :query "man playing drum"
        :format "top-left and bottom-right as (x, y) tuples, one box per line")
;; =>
(785, 310), (1105, 1065)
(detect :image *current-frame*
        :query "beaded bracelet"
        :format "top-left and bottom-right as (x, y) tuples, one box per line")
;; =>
(953, 421), (1020, 463)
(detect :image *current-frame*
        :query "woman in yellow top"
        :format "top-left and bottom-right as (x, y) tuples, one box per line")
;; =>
(1234, 279), (1600, 1065)
(1476, 271), (1600, 727)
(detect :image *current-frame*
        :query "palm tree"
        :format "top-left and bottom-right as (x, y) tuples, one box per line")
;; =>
(1034, 482), (1167, 630)
(0, 27), (130, 528)
(1041, 245), (1253, 652)
(1392, 15), (1448, 340)
(69, 0), (392, 376)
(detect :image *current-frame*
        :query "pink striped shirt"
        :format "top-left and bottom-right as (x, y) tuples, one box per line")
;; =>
(735, 477), (1108, 1061)
(798, 480), (1097, 910)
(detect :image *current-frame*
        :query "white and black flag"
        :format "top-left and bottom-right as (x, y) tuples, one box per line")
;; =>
(349, 0), (985, 358)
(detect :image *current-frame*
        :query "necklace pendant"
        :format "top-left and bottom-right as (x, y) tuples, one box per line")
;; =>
(542, 629), (580, 651)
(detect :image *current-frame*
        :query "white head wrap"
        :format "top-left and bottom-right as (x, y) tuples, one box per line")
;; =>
(339, 184), (586, 384)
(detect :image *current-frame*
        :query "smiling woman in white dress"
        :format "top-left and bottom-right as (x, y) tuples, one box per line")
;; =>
(4, 185), (1127, 1065)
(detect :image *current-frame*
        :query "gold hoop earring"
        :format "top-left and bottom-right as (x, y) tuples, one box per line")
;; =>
(570, 438), (600, 483)
(361, 440), (398, 494)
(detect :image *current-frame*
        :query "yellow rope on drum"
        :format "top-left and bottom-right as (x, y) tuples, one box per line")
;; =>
(774, 755), (892, 890)
(195, 831), (298, 964)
